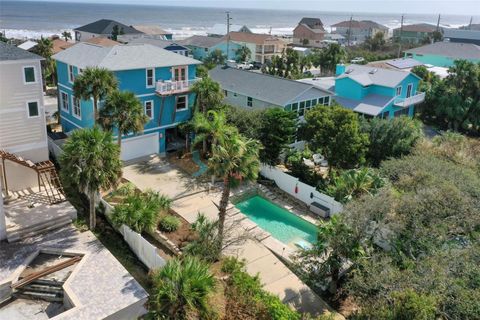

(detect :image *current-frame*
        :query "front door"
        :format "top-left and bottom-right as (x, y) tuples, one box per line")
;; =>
(406, 83), (413, 98)
(172, 66), (187, 82)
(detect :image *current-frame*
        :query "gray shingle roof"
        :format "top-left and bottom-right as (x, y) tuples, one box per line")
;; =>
(125, 37), (187, 50)
(335, 94), (393, 116)
(74, 19), (142, 35)
(337, 64), (414, 88)
(209, 66), (332, 106)
(405, 42), (480, 60)
(52, 43), (200, 71)
(0, 42), (42, 61)
(299, 18), (324, 30)
(178, 35), (224, 48)
(444, 29), (480, 41)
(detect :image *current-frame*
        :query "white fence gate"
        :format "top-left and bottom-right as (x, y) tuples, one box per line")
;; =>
(260, 164), (343, 215)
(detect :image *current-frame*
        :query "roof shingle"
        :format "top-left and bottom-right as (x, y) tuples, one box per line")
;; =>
(0, 42), (42, 61)
(74, 19), (142, 35)
(405, 42), (480, 60)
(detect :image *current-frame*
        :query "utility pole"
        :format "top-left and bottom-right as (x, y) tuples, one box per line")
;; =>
(468, 16), (473, 29)
(436, 14), (441, 31)
(347, 15), (353, 47)
(397, 14), (404, 58)
(226, 11), (232, 61)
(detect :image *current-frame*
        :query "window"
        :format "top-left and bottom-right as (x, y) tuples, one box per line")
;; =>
(406, 83), (413, 98)
(324, 96), (330, 105)
(311, 99), (317, 106)
(68, 65), (75, 83)
(305, 100), (311, 109)
(27, 101), (39, 118)
(285, 104), (291, 111)
(233, 92), (238, 97)
(173, 67), (187, 81)
(23, 66), (36, 83)
(144, 100), (153, 119)
(72, 96), (81, 119)
(299, 101), (305, 116)
(61, 92), (69, 111)
(292, 102), (298, 111)
(176, 95), (188, 111)
(396, 86), (402, 96)
(318, 97), (324, 105)
(247, 97), (253, 107)
(146, 68), (155, 88)
(224, 90), (228, 97)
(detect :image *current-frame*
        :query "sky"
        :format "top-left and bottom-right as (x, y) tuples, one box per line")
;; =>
(14, 0), (480, 15)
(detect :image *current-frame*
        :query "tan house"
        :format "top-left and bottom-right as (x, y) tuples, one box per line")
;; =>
(331, 20), (388, 44)
(293, 17), (326, 47)
(227, 31), (286, 64)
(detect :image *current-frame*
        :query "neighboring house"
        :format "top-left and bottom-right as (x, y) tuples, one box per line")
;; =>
(460, 23), (480, 31)
(332, 64), (424, 118)
(404, 42), (480, 67)
(17, 40), (38, 51)
(331, 20), (388, 44)
(52, 38), (74, 54)
(125, 36), (189, 56)
(207, 23), (252, 37)
(74, 19), (142, 42)
(52, 43), (201, 160)
(293, 17), (326, 47)
(368, 57), (449, 79)
(393, 23), (439, 43)
(323, 33), (346, 45)
(227, 32), (286, 64)
(84, 37), (120, 47)
(444, 28), (480, 45)
(0, 43), (48, 162)
(133, 25), (173, 40)
(209, 66), (333, 117)
(179, 35), (241, 60)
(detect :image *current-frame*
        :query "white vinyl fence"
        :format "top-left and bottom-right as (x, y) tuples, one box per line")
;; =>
(47, 137), (63, 160)
(260, 164), (343, 215)
(101, 199), (166, 270)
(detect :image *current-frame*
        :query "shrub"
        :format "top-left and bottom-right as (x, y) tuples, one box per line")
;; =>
(115, 182), (136, 197)
(110, 190), (171, 233)
(184, 213), (221, 262)
(159, 215), (181, 232)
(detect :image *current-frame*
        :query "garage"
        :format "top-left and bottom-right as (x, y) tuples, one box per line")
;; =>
(120, 132), (159, 161)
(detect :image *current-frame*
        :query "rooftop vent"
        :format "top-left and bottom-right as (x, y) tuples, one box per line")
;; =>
(369, 69), (378, 74)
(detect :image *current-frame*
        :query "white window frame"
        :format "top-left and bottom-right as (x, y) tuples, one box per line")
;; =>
(247, 96), (253, 107)
(172, 66), (187, 81)
(144, 100), (154, 119)
(26, 100), (40, 118)
(68, 65), (75, 83)
(406, 83), (413, 98)
(175, 95), (188, 111)
(60, 91), (70, 112)
(72, 95), (81, 120)
(23, 66), (37, 84)
(396, 86), (402, 96)
(146, 68), (155, 88)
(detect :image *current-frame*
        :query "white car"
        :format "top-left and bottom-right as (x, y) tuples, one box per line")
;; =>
(237, 62), (253, 70)
(350, 57), (365, 64)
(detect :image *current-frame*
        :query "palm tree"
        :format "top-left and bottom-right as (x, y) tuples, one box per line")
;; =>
(61, 31), (72, 42)
(150, 256), (216, 319)
(33, 37), (55, 86)
(60, 127), (122, 229)
(208, 131), (260, 249)
(73, 67), (118, 123)
(99, 90), (149, 148)
(326, 168), (384, 203)
(192, 110), (233, 154)
(235, 45), (251, 62)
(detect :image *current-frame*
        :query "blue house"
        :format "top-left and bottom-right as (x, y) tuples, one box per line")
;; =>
(302, 64), (424, 118)
(179, 35), (241, 61)
(52, 43), (201, 160)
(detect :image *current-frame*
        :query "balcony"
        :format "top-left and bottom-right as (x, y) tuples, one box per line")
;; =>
(155, 78), (200, 96)
(393, 91), (426, 107)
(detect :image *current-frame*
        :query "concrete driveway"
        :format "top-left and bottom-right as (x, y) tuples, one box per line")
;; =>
(122, 155), (207, 199)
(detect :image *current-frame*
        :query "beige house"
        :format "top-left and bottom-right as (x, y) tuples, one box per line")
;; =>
(293, 17), (326, 47)
(227, 31), (286, 64)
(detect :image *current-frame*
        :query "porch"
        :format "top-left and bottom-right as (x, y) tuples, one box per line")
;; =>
(393, 91), (426, 107)
(155, 78), (200, 96)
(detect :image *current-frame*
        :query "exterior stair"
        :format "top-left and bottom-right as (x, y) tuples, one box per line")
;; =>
(6, 215), (73, 242)
(13, 279), (64, 302)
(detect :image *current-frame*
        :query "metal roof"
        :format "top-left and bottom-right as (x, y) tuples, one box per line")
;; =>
(133, 25), (171, 35)
(52, 42), (200, 71)
(386, 58), (423, 69)
(444, 29), (480, 41)
(209, 66), (332, 106)
(74, 19), (142, 35)
(337, 64), (414, 88)
(405, 42), (480, 60)
(0, 42), (42, 61)
(125, 37), (188, 50)
(18, 40), (38, 51)
(335, 94), (393, 116)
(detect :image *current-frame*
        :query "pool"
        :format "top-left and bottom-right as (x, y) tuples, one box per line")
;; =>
(235, 195), (318, 247)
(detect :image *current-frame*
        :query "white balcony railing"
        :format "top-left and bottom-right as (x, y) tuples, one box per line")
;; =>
(155, 78), (200, 95)
(393, 91), (426, 108)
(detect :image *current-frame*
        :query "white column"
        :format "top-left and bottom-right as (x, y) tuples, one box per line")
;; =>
(0, 178), (6, 241)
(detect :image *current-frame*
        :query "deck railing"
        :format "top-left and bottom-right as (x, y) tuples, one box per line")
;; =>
(394, 91), (426, 107)
(155, 78), (200, 95)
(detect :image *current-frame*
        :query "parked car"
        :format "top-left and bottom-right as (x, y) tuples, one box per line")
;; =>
(350, 57), (365, 64)
(252, 61), (263, 69)
(237, 62), (253, 70)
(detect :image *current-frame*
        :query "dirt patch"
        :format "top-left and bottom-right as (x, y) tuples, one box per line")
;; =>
(167, 152), (200, 175)
(157, 210), (196, 250)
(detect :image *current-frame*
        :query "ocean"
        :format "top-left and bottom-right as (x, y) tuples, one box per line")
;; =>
(0, 0), (478, 40)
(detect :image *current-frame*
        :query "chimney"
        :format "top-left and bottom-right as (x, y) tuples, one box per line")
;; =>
(335, 64), (346, 76)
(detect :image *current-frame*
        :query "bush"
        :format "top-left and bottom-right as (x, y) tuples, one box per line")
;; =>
(110, 190), (171, 233)
(159, 215), (181, 232)
(115, 182), (136, 197)
(184, 213), (221, 262)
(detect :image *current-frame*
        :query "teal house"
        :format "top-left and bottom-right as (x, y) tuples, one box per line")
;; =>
(179, 35), (241, 61)
(52, 42), (201, 160)
(404, 42), (480, 67)
(331, 64), (424, 118)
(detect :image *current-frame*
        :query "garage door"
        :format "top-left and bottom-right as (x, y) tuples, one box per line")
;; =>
(121, 133), (159, 161)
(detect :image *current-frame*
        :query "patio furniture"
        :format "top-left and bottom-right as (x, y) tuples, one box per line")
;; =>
(309, 201), (330, 218)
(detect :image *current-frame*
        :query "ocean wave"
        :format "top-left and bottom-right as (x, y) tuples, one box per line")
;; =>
(2, 28), (74, 40)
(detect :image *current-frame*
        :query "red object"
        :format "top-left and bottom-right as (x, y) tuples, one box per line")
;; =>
(295, 184), (299, 194)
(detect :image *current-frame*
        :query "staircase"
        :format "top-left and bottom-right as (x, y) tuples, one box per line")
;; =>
(13, 279), (65, 303)
(6, 212), (73, 242)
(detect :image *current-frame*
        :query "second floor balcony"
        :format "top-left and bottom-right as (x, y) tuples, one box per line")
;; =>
(155, 78), (200, 96)
(393, 91), (426, 108)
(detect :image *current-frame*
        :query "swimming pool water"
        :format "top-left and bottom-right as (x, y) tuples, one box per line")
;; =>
(235, 195), (318, 246)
